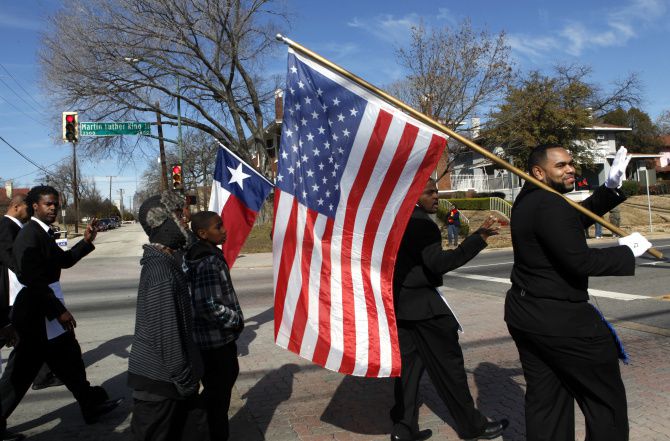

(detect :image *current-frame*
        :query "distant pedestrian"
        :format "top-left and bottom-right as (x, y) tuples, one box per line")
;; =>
(129, 191), (209, 441)
(185, 211), (244, 441)
(609, 206), (622, 237)
(3, 185), (121, 426)
(446, 204), (461, 246)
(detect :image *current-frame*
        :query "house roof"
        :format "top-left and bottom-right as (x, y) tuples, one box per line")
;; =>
(659, 135), (670, 147)
(0, 187), (30, 203)
(583, 122), (632, 132)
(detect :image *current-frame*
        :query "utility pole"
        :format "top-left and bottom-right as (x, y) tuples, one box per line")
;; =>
(106, 175), (116, 217)
(118, 188), (125, 219)
(155, 101), (169, 191)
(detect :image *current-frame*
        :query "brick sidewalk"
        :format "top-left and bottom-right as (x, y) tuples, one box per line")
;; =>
(229, 284), (670, 441)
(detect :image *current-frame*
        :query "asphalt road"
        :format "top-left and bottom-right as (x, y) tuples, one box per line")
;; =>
(443, 238), (670, 331)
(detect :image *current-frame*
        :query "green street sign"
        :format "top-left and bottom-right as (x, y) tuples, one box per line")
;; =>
(80, 122), (151, 137)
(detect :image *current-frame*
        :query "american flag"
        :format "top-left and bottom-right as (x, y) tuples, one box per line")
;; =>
(273, 48), (447, 377)
(209, 145), (273, 267)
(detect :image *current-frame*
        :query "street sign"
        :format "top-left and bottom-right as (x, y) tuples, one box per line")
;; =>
(79, 122), (151, 137)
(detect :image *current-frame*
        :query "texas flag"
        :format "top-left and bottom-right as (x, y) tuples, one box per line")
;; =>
(208, 145), (274, 267)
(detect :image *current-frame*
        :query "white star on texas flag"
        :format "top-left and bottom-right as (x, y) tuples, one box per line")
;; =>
(227, 163), (251, 189)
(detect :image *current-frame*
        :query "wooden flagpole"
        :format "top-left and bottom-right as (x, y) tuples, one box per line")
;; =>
(276, 34), (662, 259)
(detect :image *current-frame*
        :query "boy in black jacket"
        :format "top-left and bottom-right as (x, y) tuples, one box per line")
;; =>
(185, 211), (243, 441)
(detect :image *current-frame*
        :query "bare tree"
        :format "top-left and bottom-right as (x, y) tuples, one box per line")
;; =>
(40, 0), (288, 172)
(657, 110), (670, 136)
(390, 19), (514, 173)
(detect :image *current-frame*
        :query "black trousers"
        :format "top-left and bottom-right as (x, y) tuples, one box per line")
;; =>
(200, 342), (239, 441)
(131, 394), (210, 441)
(508, 326), (629, 441)
(391, 315), (487, 439)
(0, 330), (92, 419)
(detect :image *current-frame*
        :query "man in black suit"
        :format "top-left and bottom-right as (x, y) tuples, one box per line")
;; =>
(506, 145), (650, 441)
(390, 178), (508, 441)
(0, 185), (122, 425)
(0, 195), (28, 440)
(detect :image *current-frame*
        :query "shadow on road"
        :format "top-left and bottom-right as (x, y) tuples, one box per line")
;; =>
(229, 363), (300, 440)
(9, 371), (131, 440)
(238, 307), (274, 357)
(472, 361), (525, 441)
(320, 375), (394, 435)
(82, 334), (133, 368)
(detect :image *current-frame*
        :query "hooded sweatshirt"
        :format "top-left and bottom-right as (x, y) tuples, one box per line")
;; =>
(128, 244), (203, 398)
(184, 240), (243, 350)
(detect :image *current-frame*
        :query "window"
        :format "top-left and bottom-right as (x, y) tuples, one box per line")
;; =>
(596, 134), (606, 142)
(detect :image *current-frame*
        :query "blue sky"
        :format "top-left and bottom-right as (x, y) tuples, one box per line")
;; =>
(1, 0), (669, 202)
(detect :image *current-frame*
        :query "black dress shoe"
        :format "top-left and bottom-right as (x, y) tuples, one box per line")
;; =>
(81, 397), (123, 424)
(390, 428), (432, 441)
(465, 419), (509, 440)
(2, 430), (25, 440)
(31, 374), (64, 390)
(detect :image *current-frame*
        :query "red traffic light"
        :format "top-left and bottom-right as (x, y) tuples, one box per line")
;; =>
(65, 114), (75, 123)
(172, 165), (182, 174)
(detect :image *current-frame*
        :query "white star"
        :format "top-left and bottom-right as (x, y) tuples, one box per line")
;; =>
(321, 103), (328, 112)
(290, 65), (297, 74)
(288, 109), (294, 116)
(324, 141), (330, 149)
(331, 170), (337, 177)
(289, 87), (295, 95)
(328, 156), (334, 163)
(301, 154), (308, 162)
(281, 151), (288, 159)
(302, 191), (307, 198)
(318, 162), (325, 170)
(311, 111), (319, 119)
(322, 176), (328, 184)
(332, 133), (339, 141)
(298, 80), (305, 89)
(306, 169), (314, 178)
(305, 96), (312, 105)
(288, 166), (295, 174)
(294, 124), (299, 131)
(296, 161), (301, 169)
(227, 163), (251, 190)
(313, 147), (320, 156)
(335, 184), (339, 190)
(299, 139), (304, 147)
(342, 128), (350, 137)
(291, 144), (298, 152)
(325, 190), (331, 197)
(350, 107), (358, 117)
(316, 88), (323, 96)
(329, 203), (334, 211)
(337, 113), (345, 122)
(328, 119), (333, 127)
(301, 118), (308, 126)
(318, 126), (326, 135)
(334, 163), (340, 170)
(277, 174), (283, 182)
(285, 128), (293, 138)
(299, 176), (303, 182)
(338, 147), (344, 154)
(306, 132), (314, 142)
(295, 103), (301, 110)
(332, 97), (340, 106)
(312, 183), (320, 192)
(317, 198), (324, 206)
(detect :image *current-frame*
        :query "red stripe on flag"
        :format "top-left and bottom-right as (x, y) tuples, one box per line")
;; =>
(220, 193), (258, 267)
(312, 218), (334, 367)
(381, 133), (447, 376)
(362, 122), (420, 377)
(274, 195), (300, 340)
(339, 110), (393, 374)
(287, 208), (318, 353)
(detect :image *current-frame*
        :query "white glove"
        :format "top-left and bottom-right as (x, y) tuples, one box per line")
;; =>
(618, 232), (652, 257)
(606, 146), (632, 189)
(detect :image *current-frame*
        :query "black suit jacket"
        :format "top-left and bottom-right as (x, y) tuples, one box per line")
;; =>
(393, 207), (487, 321)
(0, 216), (22, 328)
(506, 183), (636, 337)
(11, 220), (94, 335)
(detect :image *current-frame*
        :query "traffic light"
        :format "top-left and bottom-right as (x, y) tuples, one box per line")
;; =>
(62, 112), (78, 142)
(171, 164), (183, 191)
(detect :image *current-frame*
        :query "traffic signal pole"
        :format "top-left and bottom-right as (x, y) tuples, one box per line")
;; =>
(155, 102), (169, 191)
(72, 141), (79, 234)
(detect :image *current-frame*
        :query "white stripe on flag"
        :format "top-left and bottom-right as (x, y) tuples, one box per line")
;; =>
(208, 179), (231, 213)
(272, 192), (293, 301)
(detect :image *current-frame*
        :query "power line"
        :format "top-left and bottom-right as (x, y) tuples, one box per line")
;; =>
(0, 135), (55, 178)
(0, 62), (44, 110)
(7, 156), (71, 181)
(0, 76), (47, 118)
(0, 93), (48, 128)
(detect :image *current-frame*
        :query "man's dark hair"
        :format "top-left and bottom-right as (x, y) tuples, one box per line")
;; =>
(25, 185), (59, 216)
(526, 144), (564, 174)
(190, 211), (220, 237)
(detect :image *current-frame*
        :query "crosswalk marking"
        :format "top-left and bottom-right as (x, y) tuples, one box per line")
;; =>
(448, 272), (650, 301)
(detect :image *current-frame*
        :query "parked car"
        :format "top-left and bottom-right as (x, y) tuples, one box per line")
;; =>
(51, 226), (68, 250)
(97, 218), (111, 231)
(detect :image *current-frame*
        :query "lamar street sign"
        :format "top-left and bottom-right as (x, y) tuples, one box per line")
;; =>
(80, 122), (151, 136)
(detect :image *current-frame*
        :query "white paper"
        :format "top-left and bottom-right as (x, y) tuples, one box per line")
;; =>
(10, 277), (67, 340)
(436, 288), (464, 333)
